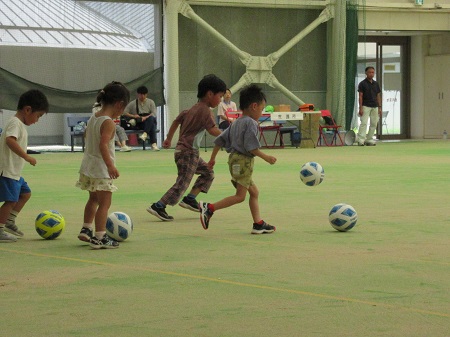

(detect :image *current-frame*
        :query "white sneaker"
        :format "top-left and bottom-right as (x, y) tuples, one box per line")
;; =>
(5, 223), (24, 237)
(0, 229), (18, 242)
(120, 146), (131, 152)
(151, 143), (160, 151)
(139, 132), (148, 141)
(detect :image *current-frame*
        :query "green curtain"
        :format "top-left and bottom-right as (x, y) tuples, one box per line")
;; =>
(345, 3), (358, 130)
(0, 67), (165, 113)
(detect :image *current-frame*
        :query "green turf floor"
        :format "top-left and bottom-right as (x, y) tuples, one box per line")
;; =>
(1, 141), (449, 336)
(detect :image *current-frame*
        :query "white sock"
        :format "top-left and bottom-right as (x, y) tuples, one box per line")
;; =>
(95, 231), (106, 239)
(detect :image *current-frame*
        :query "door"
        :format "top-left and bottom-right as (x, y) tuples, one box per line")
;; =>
(355, 37), (410, 139)
(424, 55), (450, 138)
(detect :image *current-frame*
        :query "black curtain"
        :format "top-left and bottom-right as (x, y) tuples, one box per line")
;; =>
(0, 67), (165, 113)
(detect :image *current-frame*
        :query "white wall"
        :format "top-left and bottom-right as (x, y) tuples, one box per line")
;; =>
(0, 47), (154, 144)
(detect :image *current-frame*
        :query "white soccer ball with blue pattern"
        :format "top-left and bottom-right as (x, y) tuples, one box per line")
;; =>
(300, 162), (325, 186)
(328, 203), (358, 232)
(106, 212), (133, 241)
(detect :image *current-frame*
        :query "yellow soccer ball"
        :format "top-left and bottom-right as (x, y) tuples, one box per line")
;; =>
(35, 210), (65, 240)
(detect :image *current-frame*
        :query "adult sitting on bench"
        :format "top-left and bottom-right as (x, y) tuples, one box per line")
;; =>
(122, 86), (159, 151)
(217, 88), (238, 130)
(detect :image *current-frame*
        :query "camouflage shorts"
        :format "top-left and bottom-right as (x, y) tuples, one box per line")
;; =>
(228, 152), (254, 189)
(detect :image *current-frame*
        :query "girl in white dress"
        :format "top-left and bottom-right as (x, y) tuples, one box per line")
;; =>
(76, 82), (130, 249)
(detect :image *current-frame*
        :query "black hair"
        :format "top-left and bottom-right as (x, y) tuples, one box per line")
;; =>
(197, 74), (227, 99)
(96, 81), (130, 107)
(17, 89), (49, 113)
(239, 84), (266, 110)
(365, 66), (375, 72)
(137, 86), (149, 94)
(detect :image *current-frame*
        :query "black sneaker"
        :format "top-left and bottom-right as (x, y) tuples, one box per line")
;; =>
(147, 203), (174, 221)
(78, 227), (93, 242)
(199, 201), (213, 230)
(89, 234), (119, 249)
(251, 221), (276, 234)
(179, 196), (200, 212)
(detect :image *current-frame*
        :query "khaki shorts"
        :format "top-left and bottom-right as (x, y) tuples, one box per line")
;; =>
(228, 152), (254, 189)
(75, 173), (118, 192)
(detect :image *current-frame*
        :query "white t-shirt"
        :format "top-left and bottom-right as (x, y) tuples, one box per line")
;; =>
(0, 116), (27, 180)
(79, 115), (115, 179)
(217, 100), (238, 121)
(124, 98), (156, 116)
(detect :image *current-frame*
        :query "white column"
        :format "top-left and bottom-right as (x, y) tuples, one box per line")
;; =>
(410, 35), (425, 139)
(164, 0), (181, 128)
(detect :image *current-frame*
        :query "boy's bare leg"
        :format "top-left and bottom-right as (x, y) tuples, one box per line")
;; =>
(213, 184), (247, 210)
(247, 184), (261, 223)
(11, 192), (31, 214)
(0, 201), (16, 225)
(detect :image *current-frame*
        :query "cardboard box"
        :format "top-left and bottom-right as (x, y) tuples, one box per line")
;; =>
(275, 104), (291, 112)
(300, 112), (321, 148)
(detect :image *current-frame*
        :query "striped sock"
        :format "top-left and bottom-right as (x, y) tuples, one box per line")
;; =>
(6, 210), (18, 225)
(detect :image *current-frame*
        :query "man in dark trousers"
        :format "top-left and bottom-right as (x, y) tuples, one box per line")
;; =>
(123, 86), (159, 151)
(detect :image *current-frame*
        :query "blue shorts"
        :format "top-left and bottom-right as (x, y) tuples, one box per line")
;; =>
(0, 176), (31, 202)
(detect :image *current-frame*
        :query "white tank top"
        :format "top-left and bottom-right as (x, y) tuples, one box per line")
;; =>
(79, 115), (115, 178)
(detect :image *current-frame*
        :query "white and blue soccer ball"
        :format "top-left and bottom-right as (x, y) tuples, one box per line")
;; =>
(106, 212), (133, 241)
(35, 210), (65, 240)
(300, 162), (325, 186)
(328, 203), (358, 232)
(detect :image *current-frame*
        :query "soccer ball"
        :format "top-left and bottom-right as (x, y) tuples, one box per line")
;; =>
(328, 203), (358, 232)
(35, 210), (65, 240)
(300, 162), (324, 186)
(106, 212), (133, 241)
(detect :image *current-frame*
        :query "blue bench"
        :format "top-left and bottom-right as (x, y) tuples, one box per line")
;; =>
(67, 116), (90, 152)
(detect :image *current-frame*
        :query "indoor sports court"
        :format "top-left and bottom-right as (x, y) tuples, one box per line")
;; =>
(1, 1), (449, 336)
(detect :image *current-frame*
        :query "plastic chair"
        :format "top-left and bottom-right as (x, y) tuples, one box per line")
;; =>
(218, 111), (241, 131)
(317, 110), (343, 146)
